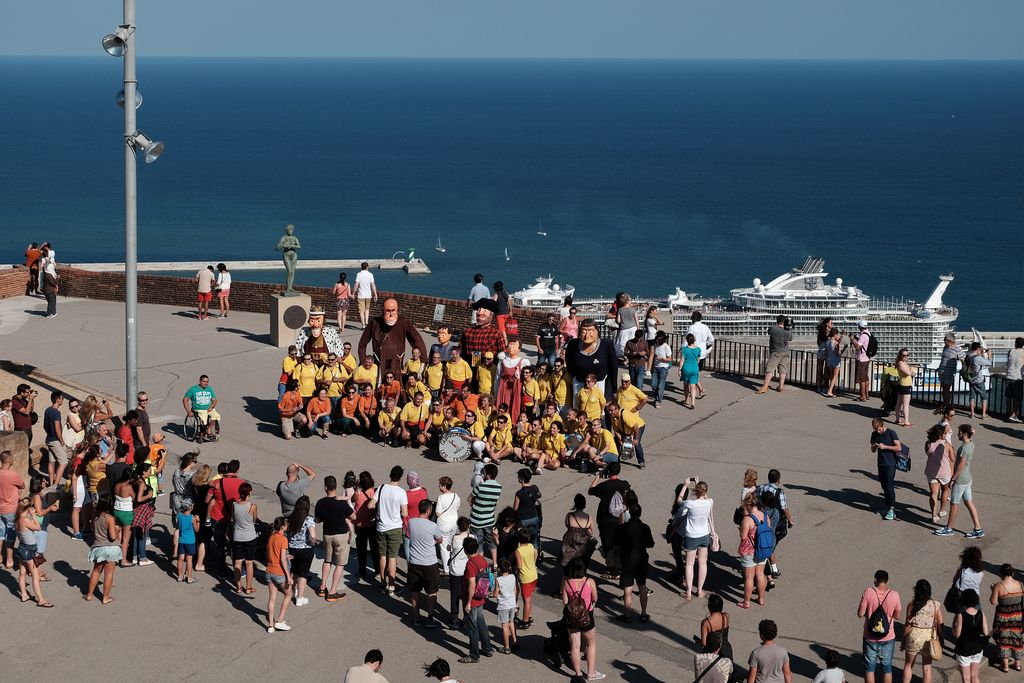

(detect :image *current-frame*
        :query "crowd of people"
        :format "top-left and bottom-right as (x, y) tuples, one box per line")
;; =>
(1, 273), (1021, 682)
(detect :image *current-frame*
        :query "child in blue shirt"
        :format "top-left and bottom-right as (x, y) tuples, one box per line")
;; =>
(176, 503), (200, 583)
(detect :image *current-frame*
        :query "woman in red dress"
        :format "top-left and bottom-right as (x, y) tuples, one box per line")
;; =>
(495, 339), (530, 421)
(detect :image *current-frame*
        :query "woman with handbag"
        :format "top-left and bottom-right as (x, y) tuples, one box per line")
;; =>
(16, 497), (52, 607)
(901, 579), (943, 683)
(561, 494), (596, 573)
(923, 424), (953, 525)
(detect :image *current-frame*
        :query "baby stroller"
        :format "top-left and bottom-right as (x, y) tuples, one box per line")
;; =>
(543, 617), (571, 669)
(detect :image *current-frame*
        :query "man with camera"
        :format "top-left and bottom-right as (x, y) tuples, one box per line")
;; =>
(10, 384), (37, 446)
(756, 316), (793, 395)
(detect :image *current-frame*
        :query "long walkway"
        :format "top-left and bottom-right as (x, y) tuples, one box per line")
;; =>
(0, 296), (1020, 681)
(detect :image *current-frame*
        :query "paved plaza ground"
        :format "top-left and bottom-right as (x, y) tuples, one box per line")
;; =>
(0, 295), (1021, 682)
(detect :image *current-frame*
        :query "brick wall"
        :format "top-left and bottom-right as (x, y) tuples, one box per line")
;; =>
(54, 268), (556, 340)
(0, 267), (28, 299)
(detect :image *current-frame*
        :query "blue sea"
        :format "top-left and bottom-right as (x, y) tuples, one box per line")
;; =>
(1, 58), (1021, 329)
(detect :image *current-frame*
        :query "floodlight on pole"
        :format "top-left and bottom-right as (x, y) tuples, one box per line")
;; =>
(117, 88), (143, 110)
(127, 131), (164, 164)
(101, 26), (133, 57)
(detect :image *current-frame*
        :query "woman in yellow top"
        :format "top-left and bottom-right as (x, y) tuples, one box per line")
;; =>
(476, 395), (495, 433)
(402, 347), (424, 382)
(352, 357), (379, 390)
(895, 347), (918, 427)
(521, 366), (540, 418)
(377, 398), (400, 445)
(445, 348), (473, 390)
(575, 374), (606, 421)
(540, 422), (568, 470)
(476, 352), (497, 397)
(85, 448), (108, 499)
(442, 406), (460, 432)
(292, 353), (319, 399)
(427, 401), (446, 443)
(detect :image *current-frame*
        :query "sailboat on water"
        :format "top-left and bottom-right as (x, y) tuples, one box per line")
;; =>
(435, 234), (446, 253)
(504, 247), (511, 262)
(536, 220), (547, 237)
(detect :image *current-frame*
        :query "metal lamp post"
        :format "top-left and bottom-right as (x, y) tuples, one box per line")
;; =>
(103, 0), (163, 410)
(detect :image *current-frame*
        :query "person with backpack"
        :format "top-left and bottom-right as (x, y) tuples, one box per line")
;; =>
(614, 503), (655, 624)
(963, 342), (991, 420)
(562, 557), (606, 680)
(857, 569), (902, 683)
(851, 321), (876, 402)
(587, 462), (630, 580)
(737, 492), (773, 609)
(458, 536), (495, 663)
(757, 469), (793, 584)
(870, 418), (904, 521)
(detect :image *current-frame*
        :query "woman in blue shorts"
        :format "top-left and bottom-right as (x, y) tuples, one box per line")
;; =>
(679, 334), (702, 410)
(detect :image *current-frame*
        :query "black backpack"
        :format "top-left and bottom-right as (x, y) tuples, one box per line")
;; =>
(867, 589), (893, 639)
(865, 334), (879, 358)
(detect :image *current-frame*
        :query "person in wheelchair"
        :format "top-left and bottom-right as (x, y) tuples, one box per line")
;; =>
(182, 375), (221, 443)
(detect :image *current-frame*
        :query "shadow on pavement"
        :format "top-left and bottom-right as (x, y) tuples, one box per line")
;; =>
(786, 482), (936, 531)
(52, 558), (89, 593)
(610, 660), (666, 682)
(828, 402), (884, 419)
(241, 395), (279, 434)
(216, 326), (271, 345)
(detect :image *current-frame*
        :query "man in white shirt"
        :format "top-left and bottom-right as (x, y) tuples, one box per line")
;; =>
(354, 261), (378, 328)
(369, 465), (407, 594)
(687, 311), (715, 399)
(468, 273), (490, 325)
(195, 265), (216, 321)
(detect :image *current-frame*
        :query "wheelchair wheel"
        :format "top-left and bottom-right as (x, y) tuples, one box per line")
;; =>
(183, 414), (201, 442)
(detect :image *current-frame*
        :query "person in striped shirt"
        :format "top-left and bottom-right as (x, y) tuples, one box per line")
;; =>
(468, 463), (501, 567)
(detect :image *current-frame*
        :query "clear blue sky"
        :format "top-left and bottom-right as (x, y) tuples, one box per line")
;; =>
(2, 0), (1021, 59)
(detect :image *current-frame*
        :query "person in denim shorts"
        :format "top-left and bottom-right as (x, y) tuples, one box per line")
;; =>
(858, 569), (902, 683)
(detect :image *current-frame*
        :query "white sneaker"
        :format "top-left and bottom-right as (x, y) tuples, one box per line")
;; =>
(267, 626), (275, 633)
(137, 559), (154, 566)
(295, 597), (309, 606)
(534, 468), (542, 475)
(274, 622), (292, 631)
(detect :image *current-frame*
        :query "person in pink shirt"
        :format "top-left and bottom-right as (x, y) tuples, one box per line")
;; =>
(857, 569), (902, 683)
(0, 450), (27, 569)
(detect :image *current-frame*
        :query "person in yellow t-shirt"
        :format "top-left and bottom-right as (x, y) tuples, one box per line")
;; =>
(352, 356), (379, 390)
(486, 414), (515, 462)
(399, 392), (429, 448)
(426, 401), (446, 444)
(442, 405), (460, 432)
(445, 347), (473, 390)
(540, 402), (563, 434)
(424, 351), (445, 399)
(563, 407), (585, 437)
(535, 362), (552, 407)
(608, 400), (646, 469)
(521, 366), (540, 418)
(476, 351), (497, 397)
(551, 358), (572, 410)
(457, 410), (488, 460)
(316, 354), (349, 407)
(539, 421), (568, 470)
(292, 353), (319, 400)
(575, 418), (618, 471)
(615, 374), (648, 414)
(338, 342), (357, 374)
(516, 418), (546, 471)
(403, 374), (431, 407)
(377, 398), (400, 446)
(402, 346), (424, 382)
(279, 345), (299, 400)
(575, 373), (606, 421)
(476, 395), (495, 433)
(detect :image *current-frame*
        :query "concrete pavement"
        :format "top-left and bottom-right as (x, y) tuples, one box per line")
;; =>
(0, 295), (1021, 682)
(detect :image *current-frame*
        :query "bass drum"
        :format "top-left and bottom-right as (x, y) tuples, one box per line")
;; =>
(565, 432), (585, 453)
(439, 427), (472, 463)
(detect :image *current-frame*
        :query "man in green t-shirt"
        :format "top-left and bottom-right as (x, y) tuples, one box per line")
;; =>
(182, 374), (221, 441)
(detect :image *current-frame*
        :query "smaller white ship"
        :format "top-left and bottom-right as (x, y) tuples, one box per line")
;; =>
(512, 276), (575, 309)
(665, 288), (723, 312)
(536, 220), (547, 237)
(434, 234), (446, 253)
(504, 247), (511, 262)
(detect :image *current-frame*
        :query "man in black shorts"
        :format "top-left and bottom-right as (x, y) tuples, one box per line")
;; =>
(406, 499), (443, 627)
(613, 502), (654, 623)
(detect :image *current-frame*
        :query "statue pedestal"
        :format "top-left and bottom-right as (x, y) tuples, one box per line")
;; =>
(269, 293), (311, 348)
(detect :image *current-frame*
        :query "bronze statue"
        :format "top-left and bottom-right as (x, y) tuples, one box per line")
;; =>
(276, 224), (301, 296)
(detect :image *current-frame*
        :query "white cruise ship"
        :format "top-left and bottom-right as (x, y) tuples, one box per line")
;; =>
(671, 257), (958, 362)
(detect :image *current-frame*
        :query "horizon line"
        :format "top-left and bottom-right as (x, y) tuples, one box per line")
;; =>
(2, 54), (1022, 63)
